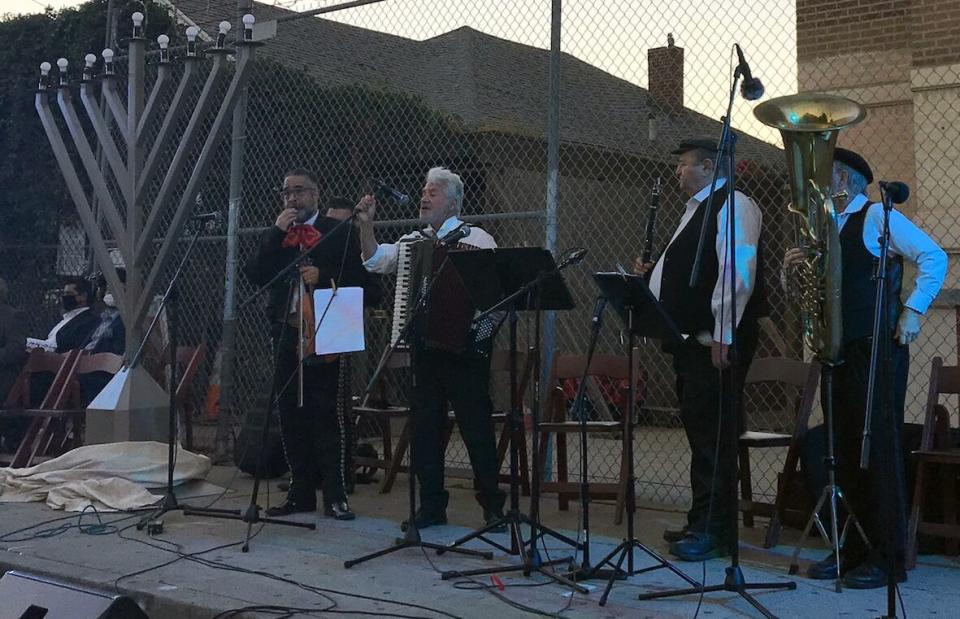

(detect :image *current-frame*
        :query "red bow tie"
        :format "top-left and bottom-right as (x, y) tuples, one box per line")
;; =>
(282, 224), (322, 249)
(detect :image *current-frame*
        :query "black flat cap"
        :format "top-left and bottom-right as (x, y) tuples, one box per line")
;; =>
(672, 137), (719, 155)
(328, 196), (354, 211)
(833, 147), (874, 184)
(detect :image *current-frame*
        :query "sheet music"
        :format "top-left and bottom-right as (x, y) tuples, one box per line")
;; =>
(313, 287), (365, 355)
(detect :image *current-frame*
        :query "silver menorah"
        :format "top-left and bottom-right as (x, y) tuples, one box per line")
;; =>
(35, 11), (261, 354)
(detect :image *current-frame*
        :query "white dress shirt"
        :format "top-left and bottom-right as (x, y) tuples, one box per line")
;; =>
(363, 216), (497, 275)
(648, 177), (762, 344)
(838, 193), (947, 314)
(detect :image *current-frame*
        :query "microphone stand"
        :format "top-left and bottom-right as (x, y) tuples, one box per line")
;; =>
(859, 185), (900, 618)
(638, 57), (795, 616)
(136, 217), (241, 530)
(182, 213), (362, 551)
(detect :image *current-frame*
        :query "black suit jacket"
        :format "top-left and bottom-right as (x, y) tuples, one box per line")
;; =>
(54, 308), (100, 353)
(243, 217), (379, 331)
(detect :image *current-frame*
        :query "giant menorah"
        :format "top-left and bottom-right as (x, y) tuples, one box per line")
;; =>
(35, 11), (260, 355)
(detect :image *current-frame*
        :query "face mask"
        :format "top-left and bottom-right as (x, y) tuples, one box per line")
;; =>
(103, 293), (116, 308)
(62, 295), (78, 311)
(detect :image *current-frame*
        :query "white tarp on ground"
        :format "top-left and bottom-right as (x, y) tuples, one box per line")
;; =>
(0, 442), (211, 511)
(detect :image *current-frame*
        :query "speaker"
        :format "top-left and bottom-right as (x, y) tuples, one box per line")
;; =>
(0, 571), (149, 619)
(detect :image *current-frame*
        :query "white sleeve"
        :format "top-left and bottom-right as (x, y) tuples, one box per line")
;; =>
(870, 206), (947, 314)
(362, 242), (400, 274)
(712, 192), (762, 344)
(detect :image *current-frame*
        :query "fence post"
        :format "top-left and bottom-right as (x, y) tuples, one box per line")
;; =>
(542, 0), (562, 392)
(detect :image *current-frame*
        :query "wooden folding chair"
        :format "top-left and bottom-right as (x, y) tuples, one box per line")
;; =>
(352, 352), (412, 493)
(489, 349), (534, 495)
(907, 356), (960, 568)
(538, 352), (639, 525)
(738, 356), (820, 548)
(0, 348), (81, 468)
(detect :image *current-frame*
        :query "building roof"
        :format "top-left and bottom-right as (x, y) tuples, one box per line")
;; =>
(167, 0), (780, 164)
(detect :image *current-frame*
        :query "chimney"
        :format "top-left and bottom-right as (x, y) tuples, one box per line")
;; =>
(648, 33), (684, 114)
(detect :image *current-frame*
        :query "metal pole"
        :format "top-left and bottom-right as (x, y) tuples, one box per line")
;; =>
(217, 1), (254, 460)
(543, 0), (561, 390)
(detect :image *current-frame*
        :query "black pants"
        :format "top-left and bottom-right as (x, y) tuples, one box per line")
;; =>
(832, 336), (909, 572)
(411, 348), (506, 514)
(275, 325), (346, 508)
(671, 328), (757, 541)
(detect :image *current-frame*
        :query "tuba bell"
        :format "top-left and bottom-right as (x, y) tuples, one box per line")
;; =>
(754, 94), (866, 365)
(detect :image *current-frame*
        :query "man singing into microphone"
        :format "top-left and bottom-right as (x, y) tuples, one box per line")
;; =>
(633, 138), (766, 561)
(783, 149), (946, 588)
(244, 168), (375, 520)
(356, 166), (506, 532)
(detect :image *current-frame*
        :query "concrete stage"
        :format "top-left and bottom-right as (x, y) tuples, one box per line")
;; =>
(0, 466), (956, 618)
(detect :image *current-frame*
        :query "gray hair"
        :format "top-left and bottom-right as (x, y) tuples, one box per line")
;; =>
(835, 162), (869, 197)
(426, 166), (463, 213)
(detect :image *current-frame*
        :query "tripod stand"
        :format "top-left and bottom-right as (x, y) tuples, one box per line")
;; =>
(788, 364), (870, 592)
(590, 273), (701, 605)
(135, 217), (241, 530)
(637, 51), (795, 617)
(434, 248), (584, 591)
(182, 214), (364, 550)
(344, 254), (493, 569)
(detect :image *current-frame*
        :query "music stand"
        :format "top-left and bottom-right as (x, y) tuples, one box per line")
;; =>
(590, 272), (700, 604)
(436, 248), (586, 591)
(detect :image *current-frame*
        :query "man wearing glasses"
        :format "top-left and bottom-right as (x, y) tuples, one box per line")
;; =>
(244, 168), (375, 520)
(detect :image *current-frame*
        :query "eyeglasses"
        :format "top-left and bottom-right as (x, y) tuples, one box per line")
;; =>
(279, 187), (315, 199)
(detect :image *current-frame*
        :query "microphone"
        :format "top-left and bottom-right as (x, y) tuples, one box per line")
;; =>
(558, 247), (588, 268)
(190, 211), (222, 222)
(734, 44), (764, 101)
(374, 180), (411, 207)
(439, 224), (471, 246)
(879, 181), (910, 204)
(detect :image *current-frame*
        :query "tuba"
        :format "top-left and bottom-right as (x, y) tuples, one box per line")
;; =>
(754, 94), (866, 365)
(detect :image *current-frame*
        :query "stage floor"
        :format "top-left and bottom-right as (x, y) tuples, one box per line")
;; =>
(0, 466), (956, 618)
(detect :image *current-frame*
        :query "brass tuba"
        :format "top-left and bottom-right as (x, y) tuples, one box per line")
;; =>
(754, 94), (866, 364)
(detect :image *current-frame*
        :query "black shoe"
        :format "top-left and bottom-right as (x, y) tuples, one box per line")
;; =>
(663, 526), (689, 544)
(669, 532), (730, 562)
(401, 508), (447, 532)
(265, 499), (316, 517)
(483, 508), (506, 533)
(841, 562), (906, 590)
(324, 501), (356, 521)
(806, 553), (860, 580)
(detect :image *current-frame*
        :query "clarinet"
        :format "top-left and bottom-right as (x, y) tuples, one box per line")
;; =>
(641, 176), (662, 263)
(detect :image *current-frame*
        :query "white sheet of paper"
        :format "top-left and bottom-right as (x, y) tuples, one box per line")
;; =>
(313, 287), (365, 355)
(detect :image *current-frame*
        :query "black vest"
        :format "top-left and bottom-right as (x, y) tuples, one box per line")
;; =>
(658, 185), (767, 336)
(839, 203), (903, 343)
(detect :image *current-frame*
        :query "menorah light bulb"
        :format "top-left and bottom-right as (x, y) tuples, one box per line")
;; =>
(186, 25), (199, 56)
(157, 34), (170, 62)
(216, 21), (231, 48)
(39, 61), (52, 89)
(242, 14), (255, 41)
(131, 11), (144, 38)
(83, 53), (97, 80)
(57, 57), (68, 85)
(102, 48), (115, 74)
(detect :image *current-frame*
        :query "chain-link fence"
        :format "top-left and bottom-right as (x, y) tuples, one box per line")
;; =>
(9, 0), (958, 516)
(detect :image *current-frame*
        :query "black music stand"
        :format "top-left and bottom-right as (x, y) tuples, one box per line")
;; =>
(436, 248), (586, 591)
(590, 272), (700, 604)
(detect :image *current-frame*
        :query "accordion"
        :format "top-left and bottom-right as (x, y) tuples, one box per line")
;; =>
(390, 238), (475, 353)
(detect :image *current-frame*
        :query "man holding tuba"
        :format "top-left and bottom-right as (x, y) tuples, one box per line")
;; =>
(634, 137), (766, 561)
(784, 149), (946, 589)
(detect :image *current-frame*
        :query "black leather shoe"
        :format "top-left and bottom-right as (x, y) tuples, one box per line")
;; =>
(806, 552), (860, 580)
(483, 508), (507, 533)
(669, 532), (730, 562)
(324, 501), (356, 521)
(401, 509), (447, 532)
(663, 526), (689, 543)
(841, 562), (906, 590)
(265, 499), (316, 517)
